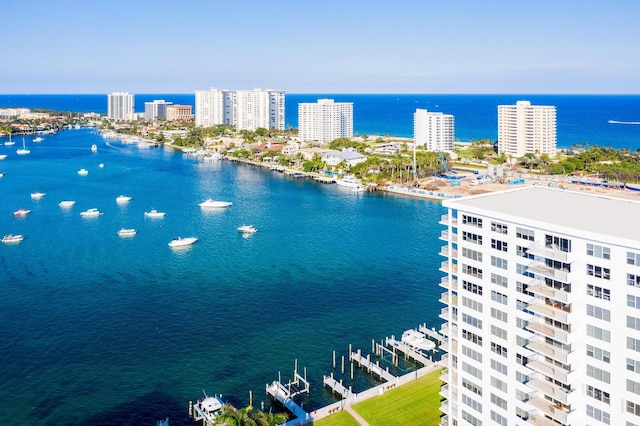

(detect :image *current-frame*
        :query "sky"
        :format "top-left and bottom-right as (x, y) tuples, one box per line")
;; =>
(3, 0), (639, 94)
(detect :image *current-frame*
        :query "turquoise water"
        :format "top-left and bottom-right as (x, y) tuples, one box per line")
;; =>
(0, 129), (445, 425)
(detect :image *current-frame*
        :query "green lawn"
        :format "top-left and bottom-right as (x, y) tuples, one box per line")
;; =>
(313, 368), (443, 426)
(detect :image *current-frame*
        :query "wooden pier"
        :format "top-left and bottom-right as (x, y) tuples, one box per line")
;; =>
(350, 349), (397, 383)
(265, 362), (311, 425)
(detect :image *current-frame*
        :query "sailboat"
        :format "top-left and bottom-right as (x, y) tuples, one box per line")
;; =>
(4, 133), (15, 146)
(16, 138), (30, 155)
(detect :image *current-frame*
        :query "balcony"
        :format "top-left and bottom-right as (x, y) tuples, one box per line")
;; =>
(440, 323), (458, 338)
(528, 415), (563, 426)
(527, 377), (577, 406)
(440, 307), (457, 322)
(528, 300), (572, 324)
(439, 277), (458, 291)
(526, 339), (573, 365)
(439, 399), (449, 416)
(439, 368), (456, 385)
(527, 242), (571, 263)
(439, 246), (458, 258)
(440, 338), (457, 355)
(439, 261), (458, 275)
(527, 358), (575, 385)
(528, 281), (569, 304)
(439, 383), (449, 399)
(439, 414), (449, 426)
(528, 396), (571, 424)
(526, 321), (572, 344)
(440, 230), (458, 243)
(440, 353), (450, 368)
(527, 262), (569, 283)
(439, 214), (458, 227)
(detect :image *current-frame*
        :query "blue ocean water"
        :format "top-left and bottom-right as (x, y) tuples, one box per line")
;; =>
(0, 129), (445, 425)
(1, 94), (639, 150)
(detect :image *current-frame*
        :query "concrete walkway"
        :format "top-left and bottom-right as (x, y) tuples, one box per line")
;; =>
(345, 405), (370, 426)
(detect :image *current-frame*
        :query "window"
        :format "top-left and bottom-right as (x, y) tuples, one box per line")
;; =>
(491, 410), (507, 426)
(587, 264), (611, 280)
(491, 359), (507, 375)
(628, 400), (640, 417)
(491, 325), (507, 340)
(491, 376), (507, 393)
(462, 378), (482, 396)
(588, 284), (610, 301)
(516, 299), (528, 311)
(629, 294), (640, 309)
(587, 345), (610, 363)
(491, 342), (507, 358)
(462, 215), (483, 228)
(491, 222), (508, 234)
(629, 274), (640, 287)
(587, 364), (611, 383)
(628, 358), (640, 373)
(629, 337), (640, 352)
(463, 280), (483, 295)
(462, 345), (483, 363)
(516, 335), (529, 347)
(516, 317), (527, 329)
(628, 251), (640, 266)
(491, 239), (508, 252)
(462, 296), (483, 313)
(587, 385), (610, 404)
(491, 307), (508, 323)
(587, 325), (610, 342)
(629, 316), (640, 331)
(463, 247), (483, 262)
(491, 256), (508, 270)
(463, 313), (483, 329)
(491, 273), (508, 288)
(463, 329), (483, 346)
(516, 263), (532, 277)
(491, 393), (507, 410)
(516, 227), (534, 241)
(516, 353), (528, 366)
(491, 291), (507, 305)
(462, 361), (483, 379)
(587, 404), (611, 424)
(588, 244), (611, 259)
(545, 234), (571, 252)
(587, 304), (611, 321)
(628, 379), (640, 396)
(462, 231), (483, 245)
(516, 245), (532, 258)
(462, 410), (483, 426)
(462, 394), (483, 413)
(462, 264), (483, 279)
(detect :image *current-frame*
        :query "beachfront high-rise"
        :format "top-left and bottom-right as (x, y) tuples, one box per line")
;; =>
(498, 100), (557, 158)
(107, 92), (134, 121)
(144, 100), (172, 121)
(413, 109), (455, 152)
(298, 99), (354, 144)
(438, 185), (640, 426)
(194, 88), (285, 131)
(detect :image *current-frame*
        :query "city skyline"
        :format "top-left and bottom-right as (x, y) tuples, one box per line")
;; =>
(3, 0), (640, 95)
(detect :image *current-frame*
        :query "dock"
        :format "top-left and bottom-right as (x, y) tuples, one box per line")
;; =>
(349, 349), (397, 383)
(383, 336), (432, 366)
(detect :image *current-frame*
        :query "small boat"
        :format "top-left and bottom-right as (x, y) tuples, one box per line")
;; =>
(31, 192), (45, 199)
(199, 199), (232, 208)
(336, 175), (364, 190)
(144, 209), (166, 218)
(0, 154), (7, 160)
(80, 208), (103, 217)
(33, 137), (44, 143)
(237, 225), (258, 234)
(401, 329), (436, 351)
(91, 144), (98, 152)
(192, 392), (224, 424)
(59, 200), (76, 208)
(13, 208), (31, 217)
(2, 234), (24, 244)
(168, 236), (198, 247)
(4, 134), (15, 146)
(118, 228), (137, 237)
(99, 163), (104, 168)
(16, 138), (30, 155)
(116, 195), (132, 203)
(78, 168), (89, 176)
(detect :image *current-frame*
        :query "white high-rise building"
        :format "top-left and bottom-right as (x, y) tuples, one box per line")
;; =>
(107, 92), (134, 121)
(439, 185), (640, 426)
(498, 100), (557, 158)
(298, 99), (353, 144)
(413, 109), (455, 151)
(194, 88), (284, 131)
(144, 100), (172, 121)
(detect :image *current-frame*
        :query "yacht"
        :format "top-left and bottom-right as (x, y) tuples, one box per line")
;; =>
(31, 192), (46, 199)
(237, 225), (258, 234)
(2, 234), (24, 244)
(59, 200), (76, 208)
(401, 329), (436, 352)
(80, 208), (103, 217)
(33, 137), (44, 143)
(16, 138), (30, 155)
(0, 154), (7, 160)
(13, 208), (31, 217)
(78, 168), (89, 176)
(4, 134), (15, 146)
(336, 175), (364, 190)
(144, 209), (166, 218)
(116, 195), (132, 203)
(192, 393), (224, 424)
(91, 144), (98, 152)
(199, 199), (232, 208)
(168, 236), (198, 247)
(118, 228), (137, 237)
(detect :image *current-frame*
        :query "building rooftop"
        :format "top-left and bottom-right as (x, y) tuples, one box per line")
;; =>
(443, 185), (640, 243)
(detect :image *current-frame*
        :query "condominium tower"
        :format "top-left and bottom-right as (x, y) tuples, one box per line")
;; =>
(414, 109), (455, 152)
(298, 99), (354, 144)
(498, 101), (556, 158)
(195, 88), (285, 131)
(438, 185), (640, 426)
(144, 100), (172, 121)
(107, 92), (134, 121)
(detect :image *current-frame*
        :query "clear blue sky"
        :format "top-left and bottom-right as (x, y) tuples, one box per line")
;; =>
(4, 0), (639, 94)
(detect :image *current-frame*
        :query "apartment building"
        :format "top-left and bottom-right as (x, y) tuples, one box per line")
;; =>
(194, 88), (284, 131)
(166, 105), (193, 122)
(298, 98), (354, 144)
(439, 185), (640, 426)
(107, 92), (134, 121)
(144, 100), (172, 121)
(498, 101), (556, 158)
(414, 109), (455, 152)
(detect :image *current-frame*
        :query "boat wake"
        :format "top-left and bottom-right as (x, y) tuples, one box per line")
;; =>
(608, 120), (640, 125)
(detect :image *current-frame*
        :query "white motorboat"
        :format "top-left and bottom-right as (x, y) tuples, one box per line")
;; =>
(168, 236), (198, 247)
(192, 392), (224, 424)
(336, 175), (364, 190)
(13, 208), (31, 217)
(0, 154), (7, 160)
(199, 199), (232, 208)
(99, 163), (104, 168)
(59, 200), (76, 208)
(80, 208), (103, 217)
(16, 138), (30, 155)
(2, 234), (24, 243)
(144, 209), (166, 218)
(237, 225), (258, 234)
(118, 228), (137, 237)
(91, 144), (98, 152)
(33, 137), (44, 143)
(78, 168), (89, 176)
(116, 195), (132, 203)
(31, 192), (45, 199)
(401, 329), (436, 351)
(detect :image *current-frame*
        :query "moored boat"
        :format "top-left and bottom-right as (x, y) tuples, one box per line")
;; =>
(116, 195), (132, 203)
(59, 200), (76, 208)
(192, 392), (224, 424)
(33, 137), (44, 143)
(78, 168), (89, 176)
(80, 208), (103, 217)
(118, 228), (137, 237)
(144, 209), (166, 218)
(16, 138), (30, 155)
(168, 236), (198, 247)
(13, 208), (31, 217)
(0, 154), (7, 160)
(199, 198), (232, 208)
(91, 144), (98, 152)
(237, 225), (258, 234)
(2, 234), (24, 243)
(31, 192), (45, 199)
(401, 329), (436, 351)
(336, 175), (364, 190)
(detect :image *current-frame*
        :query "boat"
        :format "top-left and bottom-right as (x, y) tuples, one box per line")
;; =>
(80, 208), (103, 217)
(13, 208), (31, 217)
(144, 209), (166, 218)
(237, 225), (258, 234)
(78, 168), (89, 176)
(401, 329), (436, 352)
(2, 234), (24, 243)
(168, 236), (198, 247)
(118, 228), (137, 237)
(192, 392), (224, 424)
(16, 138), (30, 155)
(59, 200), (76, 208)
(91, 144), (98, 152)
(4, 133), (15, 146)
(33, 137), (44, 143)
(99, 163), (104, 168)
(0, 154), (7, 160)
(336, 175), (364, 190)
(116, 195), (132, 203)
(199, 199), (232, 208)
(156, 418), (169, 426)
(31, 192), (45, 199)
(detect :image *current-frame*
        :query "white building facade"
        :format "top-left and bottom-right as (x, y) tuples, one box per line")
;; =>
(195, 88), (284, 131)
(298, 99), (354, 144)
(498, 101), (557, 158)
(144, 100), (172, 121)
(413, 109), (455, 151)
(107, 92), (134, 121)
(439, 185), (640, 426)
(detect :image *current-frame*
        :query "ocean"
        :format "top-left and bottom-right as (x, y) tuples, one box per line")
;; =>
(0, 129), (444, 425)
(1, 94), (639, 150)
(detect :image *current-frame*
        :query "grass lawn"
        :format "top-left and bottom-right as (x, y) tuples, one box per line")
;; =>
(313, 368), (443, 426)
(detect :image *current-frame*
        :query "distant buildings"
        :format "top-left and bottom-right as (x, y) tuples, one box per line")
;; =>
(498, 100), (556, 158)
(195, 88), (285, 131)
(107, 92), (134, 121)
(413, 109), (455, 152)
(166, 105), (193, 122)
(298, 99), (354, 144)
(144, 100), (172, 121)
